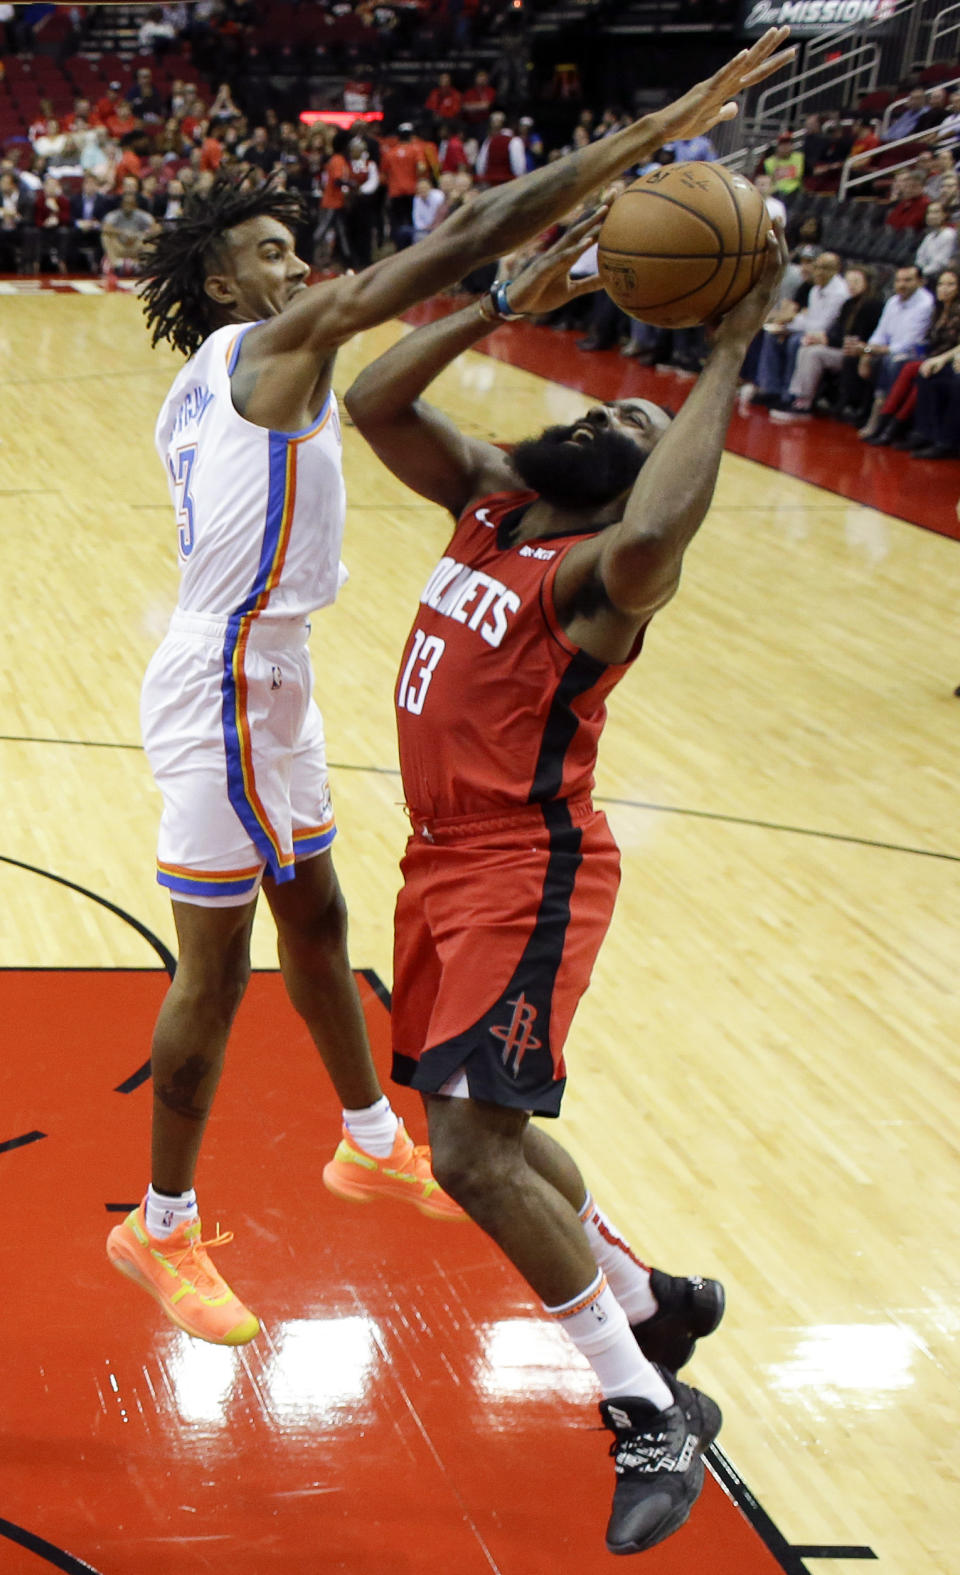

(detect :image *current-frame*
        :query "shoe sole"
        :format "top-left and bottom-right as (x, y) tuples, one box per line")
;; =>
(107, 1239), (260, 1346)
(605, 1394), (722, 1556)
(322, 1170), (465, 1221)
(634, 1280), (726, 1371)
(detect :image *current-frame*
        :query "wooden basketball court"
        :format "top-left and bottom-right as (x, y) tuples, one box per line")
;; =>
(0, 285), (956, 1574)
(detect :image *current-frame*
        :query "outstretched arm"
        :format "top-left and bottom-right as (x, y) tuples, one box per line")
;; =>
(557, 225), (788, 647)
(344, 211), (607, 516)
(242, 30), (792, 421)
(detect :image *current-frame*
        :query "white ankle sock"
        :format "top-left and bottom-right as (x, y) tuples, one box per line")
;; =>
(343, 1095), (400, 1158)
(145, 1184), (198, 1239)
(579, 1193), (658, 1324)
(544, 1270), (672, 1407)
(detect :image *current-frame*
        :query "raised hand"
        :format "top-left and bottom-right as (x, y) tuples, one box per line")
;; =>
(714, 219), (789, 345)
(504, 208), (609, 317)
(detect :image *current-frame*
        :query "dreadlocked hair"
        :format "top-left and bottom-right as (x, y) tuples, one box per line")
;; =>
(139, 171), (306, 359)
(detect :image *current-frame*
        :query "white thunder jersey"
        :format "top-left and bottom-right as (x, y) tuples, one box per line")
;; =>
(155, 320), (346, 621)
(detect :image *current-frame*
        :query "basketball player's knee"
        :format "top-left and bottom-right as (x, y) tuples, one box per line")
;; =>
(283, 883), (349, 967)
(174, 951), (250, 1027)
(429, 1130), (520, 1217)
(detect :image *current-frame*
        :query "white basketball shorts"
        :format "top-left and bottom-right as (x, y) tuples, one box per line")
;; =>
(141, 609), (336, 906)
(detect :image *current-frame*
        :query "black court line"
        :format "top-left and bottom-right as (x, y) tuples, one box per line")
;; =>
(0, 735), (955, 865)
(0, 855), (175, 976)
(0, 1517), (104, 1575)
(707, 1444), (877, 1571)
(795, 1549), (878, 1561)
(0, 1129), (46, 1155)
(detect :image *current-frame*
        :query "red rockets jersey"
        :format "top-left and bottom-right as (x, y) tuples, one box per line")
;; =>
(396, 490), (643, 821)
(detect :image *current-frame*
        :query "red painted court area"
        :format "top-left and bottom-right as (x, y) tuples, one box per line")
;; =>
(404, 303), (960, 543)
(1, 969), (793, 1575)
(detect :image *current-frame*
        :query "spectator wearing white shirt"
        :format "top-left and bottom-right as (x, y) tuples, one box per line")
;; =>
(412, 175), (446, 242)
(915, 201), (958, 285)
(856, 264), (936, 435)
(756, 251), (849, 410)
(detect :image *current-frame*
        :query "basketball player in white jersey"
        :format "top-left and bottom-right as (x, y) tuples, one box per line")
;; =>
(106, 31), (793, 1347)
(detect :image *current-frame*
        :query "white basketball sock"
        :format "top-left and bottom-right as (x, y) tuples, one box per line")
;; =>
(343, 1094), (401, 1158)
(544, 1270), (672, 1407)
(145, 1184), (198, 1239)
(579, 1193), (658, 1324)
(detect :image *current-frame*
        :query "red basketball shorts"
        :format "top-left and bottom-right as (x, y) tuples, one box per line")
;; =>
(391, 798), (621, 1117)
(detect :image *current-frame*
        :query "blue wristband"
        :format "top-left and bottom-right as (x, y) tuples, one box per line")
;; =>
(490, 280), (523, 319)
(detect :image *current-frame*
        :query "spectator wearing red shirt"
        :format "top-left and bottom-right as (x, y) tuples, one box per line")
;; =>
(114, 145), (145, 189)
(886, 169), (931, 231)
(199, 130), (224, 174)
(474, 111), (524, 187)
(849, 118), (879, 159)
(61, 97), (93, 133)
(438, 123), (469, 174)
(106, 101), (138, 142)
(94, 84), (123, 126)
(381, 124), (422, 249)
(426, 73), (462, 125)
(314, 147), (354, 269)
(461, 69), (496, 127)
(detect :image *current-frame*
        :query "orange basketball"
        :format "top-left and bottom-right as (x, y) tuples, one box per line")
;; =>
(597, 162), (771, 329)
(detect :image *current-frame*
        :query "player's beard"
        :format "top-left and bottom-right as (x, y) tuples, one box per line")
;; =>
(511, 423), (647, 510)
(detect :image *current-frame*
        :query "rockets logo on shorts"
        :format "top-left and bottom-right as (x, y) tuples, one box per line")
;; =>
(490, 992), (542, 1076)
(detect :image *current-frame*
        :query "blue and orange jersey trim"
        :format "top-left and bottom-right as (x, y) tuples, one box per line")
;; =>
(292, 817), (337, 858)
(218, 402), (333, 883)
(157, 860), (262, 899)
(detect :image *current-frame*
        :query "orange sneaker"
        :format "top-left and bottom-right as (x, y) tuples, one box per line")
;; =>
(322, 1124), (465, 1220)
(106, 1203), (260, 1346)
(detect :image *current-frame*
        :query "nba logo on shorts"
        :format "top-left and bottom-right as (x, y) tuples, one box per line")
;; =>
(490, 992), (541, 1077)
(271, 665), (282, 690)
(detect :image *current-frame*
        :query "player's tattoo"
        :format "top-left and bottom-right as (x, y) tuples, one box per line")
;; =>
(155, 1054), (213, 1121)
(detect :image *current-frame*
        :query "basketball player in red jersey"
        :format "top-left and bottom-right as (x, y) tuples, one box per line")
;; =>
(345, 215), (788, 1554)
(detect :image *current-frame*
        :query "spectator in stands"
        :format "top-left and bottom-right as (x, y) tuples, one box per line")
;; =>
(32, 119), (67, 163)
(461, 69), (496, 129)
(62, 98), (93, 134)
(25, 174), (71, 274)
(800, 111), (826, 169)
(0, 169), (31, 274)
(780, 264), (883, 419)
(855, 263), (936, 437)
(916, 85), (949, 135)
(426, 72), (462, 127)
(906, 341), (960, 458)
(94, 82), (123, 127)
(518, 117), (544, 171)
(939, 171), (960, 224)
(158, 176), (187, 226)
(764, 131), (804, 197)
(881, 86), (926, 144)
(138, 5), (176, 54)
(475, 111), (525, 187)
(663, 128), (718, 163)
(754, 172), (786, 228)
(869, 267), (960, 446)
(80, 126), (115, 184)
(69, 173), (106, 271)
(381, 122), (421, 250)
(758, 251), (849, 417)
(314, 135), (354, 269)
(805, 115), (853, 192)
(437, 122), (469, 174)
(101, 186), (159, 277)
(114, 136), (146, 190)
(130, 67), (164, 124)
(885, 168), (930, 231)
(934, 89), (960, 145)
(849, 117), (880, 160)
(241, 125), (278, 175)
(344, 133), (380, 269)
(208, 82), (242, 126)
(924, 148), (958, 200)
(412, 173), (445, 242)
(106, 100), (138, 144)
(915, 201), (957, 284)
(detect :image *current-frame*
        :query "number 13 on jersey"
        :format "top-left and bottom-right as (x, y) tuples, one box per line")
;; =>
(398, 631), (445, 715)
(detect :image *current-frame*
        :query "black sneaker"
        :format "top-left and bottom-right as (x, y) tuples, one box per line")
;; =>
(600, 1372), (722, 1555)
(631, 1269), (725, 1372)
